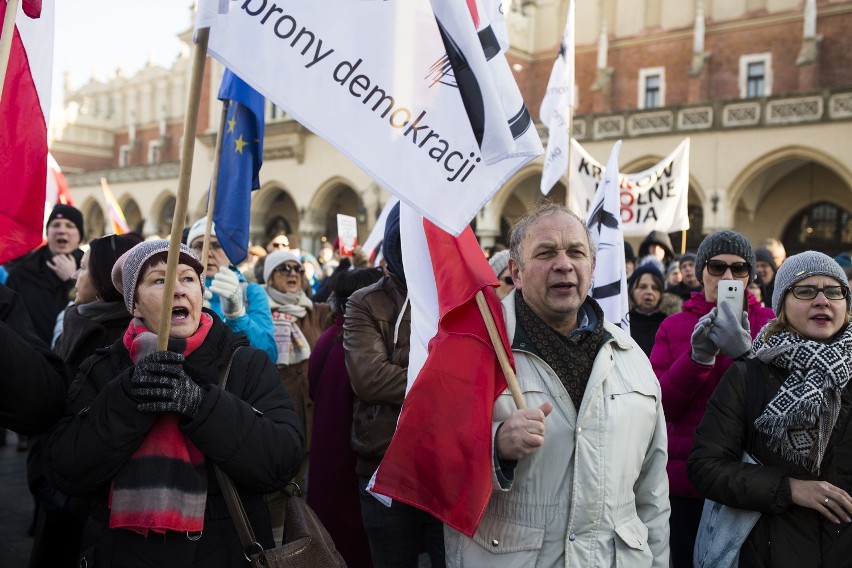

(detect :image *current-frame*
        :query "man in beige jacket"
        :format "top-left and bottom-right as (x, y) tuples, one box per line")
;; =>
(444, 204), (670, 567)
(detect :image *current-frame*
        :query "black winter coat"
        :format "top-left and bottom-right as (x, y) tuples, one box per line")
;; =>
(6, 246), (83, 345)
(43, 312), (305, 567)
(0, 284), (68, 434)
(688, 359), (852, 568)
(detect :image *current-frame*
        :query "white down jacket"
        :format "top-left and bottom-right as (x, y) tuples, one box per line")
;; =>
(444, 293), (670, 567)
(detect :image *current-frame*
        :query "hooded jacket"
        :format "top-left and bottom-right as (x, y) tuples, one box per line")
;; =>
(649, 291), (774, 499)
(637, 231), (675, 266)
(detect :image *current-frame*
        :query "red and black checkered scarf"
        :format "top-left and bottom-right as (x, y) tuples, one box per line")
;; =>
(109, 313), (213, 536)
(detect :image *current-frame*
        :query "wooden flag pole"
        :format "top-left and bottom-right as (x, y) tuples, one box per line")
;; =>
(474, 290), (527, 410)
(199, 100), (230, 275)
(155, 27), (210, 351)
(0, 0), (20, 105)
(681, 229), (687, 255)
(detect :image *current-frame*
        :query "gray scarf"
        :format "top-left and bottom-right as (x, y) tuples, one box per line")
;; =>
(753, 323), (852, 473)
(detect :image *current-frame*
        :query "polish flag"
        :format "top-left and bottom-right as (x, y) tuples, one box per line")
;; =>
(46, 152), (73, 207)
(371, 203), (513, 537)
(0, 0), (54, 263)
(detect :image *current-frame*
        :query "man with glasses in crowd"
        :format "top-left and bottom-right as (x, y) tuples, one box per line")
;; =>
(186, 217), (278, 362)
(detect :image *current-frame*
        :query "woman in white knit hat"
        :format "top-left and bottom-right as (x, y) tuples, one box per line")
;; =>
(42, 240), (303, 566)
(690, 251), (852, 567)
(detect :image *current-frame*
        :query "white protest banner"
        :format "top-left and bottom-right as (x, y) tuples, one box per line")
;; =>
(568, 138), (690, 237)
(336, 213), (358, 257)
(197, 0), (542, 236)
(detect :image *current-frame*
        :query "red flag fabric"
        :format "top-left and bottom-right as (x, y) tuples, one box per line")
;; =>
(0, 3), (50, 263)
(372, 217), (512, 537)
(22, 0), (42, 18)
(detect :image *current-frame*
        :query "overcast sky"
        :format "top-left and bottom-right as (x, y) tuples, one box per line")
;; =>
(53, 0), (192, 103)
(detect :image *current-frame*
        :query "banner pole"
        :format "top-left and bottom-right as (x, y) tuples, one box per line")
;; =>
(681, 229), (687, 255)
(155, 27), (210, 351)
(199, 100), (230, 274)
(0, 0), (20, 105)
(474, 290), (527, 410)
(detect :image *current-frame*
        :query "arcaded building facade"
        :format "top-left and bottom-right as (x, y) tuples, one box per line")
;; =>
(51, 0), (852, 256)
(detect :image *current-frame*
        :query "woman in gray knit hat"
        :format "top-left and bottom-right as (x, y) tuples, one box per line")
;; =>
(690, 251), (852, 567)
(42, 240), (304, 566)
(649, 229), (776, 567)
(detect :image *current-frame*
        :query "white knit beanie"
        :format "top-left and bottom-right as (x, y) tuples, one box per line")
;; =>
(186, 217), (215, 247)
(489, 250), (510, 278)
(111, 240), (203, 313)
(263, 250), (302, 284)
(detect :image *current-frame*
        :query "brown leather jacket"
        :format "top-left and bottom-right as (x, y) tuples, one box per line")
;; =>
(343, 274), (410, 476)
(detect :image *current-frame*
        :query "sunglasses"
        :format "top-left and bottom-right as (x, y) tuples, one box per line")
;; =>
(275, 264), (304, 274)
(790, 285), (848, 301)
(705, 259), (751, 278)
(501, 276), (514, 286)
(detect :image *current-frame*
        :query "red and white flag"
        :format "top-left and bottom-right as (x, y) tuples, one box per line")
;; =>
(370, 203), (513, 537)
(0, 0), (54, 263)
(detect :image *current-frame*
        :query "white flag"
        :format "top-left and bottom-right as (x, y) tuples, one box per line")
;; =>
(586, 140), (629, 331)
(539, 0), (575, 196)
(197, 0), (542, 236)
(570, 138), (691, 236)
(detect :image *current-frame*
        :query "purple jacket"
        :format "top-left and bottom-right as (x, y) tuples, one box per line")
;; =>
(650, 291), (774, 499)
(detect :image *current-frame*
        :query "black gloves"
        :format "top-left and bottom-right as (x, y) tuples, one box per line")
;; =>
(130, 351), (205, 419)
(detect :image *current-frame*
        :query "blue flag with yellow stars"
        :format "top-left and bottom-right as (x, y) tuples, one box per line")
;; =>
(213, 69), (265, 264)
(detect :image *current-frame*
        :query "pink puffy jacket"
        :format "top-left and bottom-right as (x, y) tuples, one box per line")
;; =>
(650, 291), (774, 499)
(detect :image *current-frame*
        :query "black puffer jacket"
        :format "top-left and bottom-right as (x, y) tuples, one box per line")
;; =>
(43, 312), (304, 566)
(688, 359), (852, 568)
(55, 301), (131, 380)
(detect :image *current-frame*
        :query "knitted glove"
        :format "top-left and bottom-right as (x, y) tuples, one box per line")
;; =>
(209, 266), (245, 319)
(708, 301), (752, 360)
(131, 351), (205, 418)
(691, 309), (719, 366)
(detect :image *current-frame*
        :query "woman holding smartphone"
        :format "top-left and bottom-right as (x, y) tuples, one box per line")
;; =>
(649, 230), (775, 567)
(689, 251), (852, 566)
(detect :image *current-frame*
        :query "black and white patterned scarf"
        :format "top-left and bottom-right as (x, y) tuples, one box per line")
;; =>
(753, 323), (852, 473)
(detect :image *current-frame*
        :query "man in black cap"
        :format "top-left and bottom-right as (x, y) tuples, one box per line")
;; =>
(6, 204), (85, 346)
(666, 252), (703, 300)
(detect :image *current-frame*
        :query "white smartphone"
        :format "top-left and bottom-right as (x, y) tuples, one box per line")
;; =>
(717, 279), (745, 314)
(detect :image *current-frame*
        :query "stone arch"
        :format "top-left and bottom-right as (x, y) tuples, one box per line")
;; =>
(147, 190), (183, 239)
(80, 197), (105, 242)
(480, 165), (567, 246)
(250, 183), (300, 249)
(304, 177), (364, 253)
(780, 201), (852, 257)
(727, 146), (852, 248)
(118, 195), (144, 235)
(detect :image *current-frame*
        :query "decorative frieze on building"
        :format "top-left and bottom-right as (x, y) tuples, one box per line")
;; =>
(766, 96), (823, 125)
(723, 102), (761, 128)
(628, 111), (674, 136)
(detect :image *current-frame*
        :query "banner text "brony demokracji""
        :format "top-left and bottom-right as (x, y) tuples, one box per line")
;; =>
(240, 0), (483, 184)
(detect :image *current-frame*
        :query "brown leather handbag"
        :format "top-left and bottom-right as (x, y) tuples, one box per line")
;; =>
(214, 347), (347, 568)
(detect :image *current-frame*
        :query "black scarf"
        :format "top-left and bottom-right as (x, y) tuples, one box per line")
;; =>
(515, 294), (606, 410)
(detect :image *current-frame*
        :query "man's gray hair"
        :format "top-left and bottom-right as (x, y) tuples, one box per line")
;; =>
(508, 203), (596, 267)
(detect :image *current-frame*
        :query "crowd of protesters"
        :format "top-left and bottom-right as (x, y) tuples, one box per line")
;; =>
(2, 201), (852, 567)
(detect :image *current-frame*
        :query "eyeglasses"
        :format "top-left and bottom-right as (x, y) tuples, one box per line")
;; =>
(501, 276), (514, 286)
(705, 260), (751, 278)
(189, 241), (222, 253)
(790, 285), (848, 301)
(275, 264), (304, 274)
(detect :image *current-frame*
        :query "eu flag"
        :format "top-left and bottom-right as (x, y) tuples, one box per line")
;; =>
(213, 69), (265, 264)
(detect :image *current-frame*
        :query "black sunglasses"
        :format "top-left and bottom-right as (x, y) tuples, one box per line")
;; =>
(275, 264), (304, 274)
(705, 259), (751, 278)
(501, 276), (514, 286)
